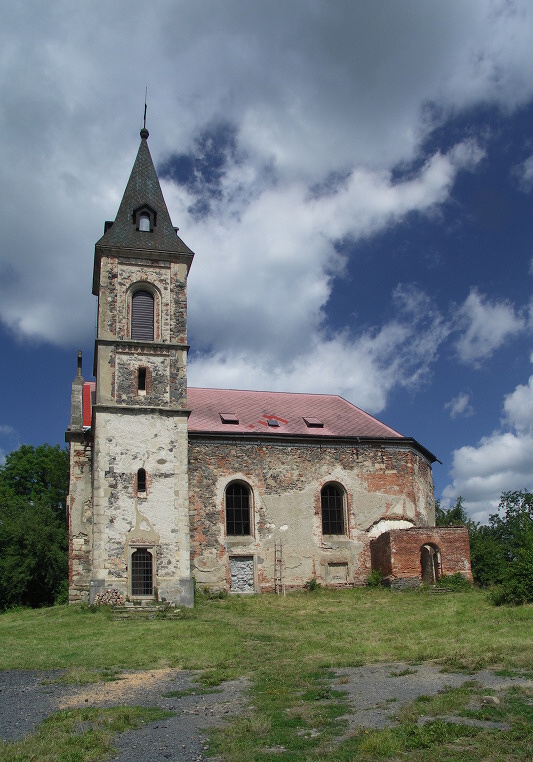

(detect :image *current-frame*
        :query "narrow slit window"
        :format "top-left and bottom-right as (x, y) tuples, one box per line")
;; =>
(137, 468), (146, 493)
(138, 367), (146, 394)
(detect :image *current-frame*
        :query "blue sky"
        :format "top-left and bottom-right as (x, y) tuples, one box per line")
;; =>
(2, 1), (533, 523)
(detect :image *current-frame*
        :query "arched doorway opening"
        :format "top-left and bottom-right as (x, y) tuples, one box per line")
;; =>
(420, 543), (441, 584)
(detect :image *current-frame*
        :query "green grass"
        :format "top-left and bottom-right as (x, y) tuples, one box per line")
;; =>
(0, 706), (173, 761)
(1, 587), (532, 760)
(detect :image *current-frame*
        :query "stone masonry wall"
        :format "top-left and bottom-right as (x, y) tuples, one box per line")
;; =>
(189, 438), (435, 592)
(67, 435), (93, 602)
(91, 408), (192, 604)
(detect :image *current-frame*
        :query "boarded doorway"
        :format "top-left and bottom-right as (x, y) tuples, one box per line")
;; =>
(230, 555), (254, 593)
(420, 544), (441, 584)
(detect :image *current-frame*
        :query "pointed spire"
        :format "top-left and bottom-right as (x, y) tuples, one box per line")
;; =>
(95, 129), (192, 256)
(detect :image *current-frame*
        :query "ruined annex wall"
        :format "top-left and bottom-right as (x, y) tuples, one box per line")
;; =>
(371, 526), (473, 584)
(67, 435), (93, 602)
(189, 437), (435, 592)
(91, 408), (192, 604)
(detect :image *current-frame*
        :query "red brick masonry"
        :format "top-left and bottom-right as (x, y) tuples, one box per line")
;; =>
(370, 526), (473, 585)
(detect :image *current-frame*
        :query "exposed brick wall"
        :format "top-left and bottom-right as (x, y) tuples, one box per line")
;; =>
(370, 526), (473, 584)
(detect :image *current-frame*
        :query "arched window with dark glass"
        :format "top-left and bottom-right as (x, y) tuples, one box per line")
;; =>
(321, 483), (345, 535)
(226, 482), (251, 536)
(131, 289), (154, 340)
(131, 548), (153, 596)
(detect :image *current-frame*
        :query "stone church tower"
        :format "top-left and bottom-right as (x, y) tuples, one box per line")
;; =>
(66, 128), (194, 605)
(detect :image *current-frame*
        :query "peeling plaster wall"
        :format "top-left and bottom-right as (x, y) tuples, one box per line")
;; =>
(67, 436), (93, 602)
(92, 409), (191, 603)
(189, 438), (435, 592)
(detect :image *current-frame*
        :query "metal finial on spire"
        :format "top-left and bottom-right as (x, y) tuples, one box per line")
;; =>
(140, 87), (149, 139)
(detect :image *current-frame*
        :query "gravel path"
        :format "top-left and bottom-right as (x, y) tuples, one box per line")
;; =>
(332, 662), (533, 736)
(0, 669), (248, 762)
(1, 663), (531, 759)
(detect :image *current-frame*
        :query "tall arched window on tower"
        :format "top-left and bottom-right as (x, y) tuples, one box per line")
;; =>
(226, 482), (251, 536)
(131, 290), (154, 340)
(321, 483), (345, 535)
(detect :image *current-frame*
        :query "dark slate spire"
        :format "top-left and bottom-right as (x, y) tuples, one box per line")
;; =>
(95, 129), (192, 256)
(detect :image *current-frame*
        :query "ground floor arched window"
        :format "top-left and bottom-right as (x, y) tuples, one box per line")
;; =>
(321, 483), (345, 535)
(131, 547), (154, 596)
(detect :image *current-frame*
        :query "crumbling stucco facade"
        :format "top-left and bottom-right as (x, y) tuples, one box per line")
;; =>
(189, 438), (436, 592)
(66, 128), (472, 606)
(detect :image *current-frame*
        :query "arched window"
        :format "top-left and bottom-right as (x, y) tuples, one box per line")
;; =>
(137, 468), (146, 494)
(131, 548), (153, 596)
(131, 290), (154, 340)
(139, 213), (151, 232)
(321, 483), (345, 535)
(226, 482), (251, 536)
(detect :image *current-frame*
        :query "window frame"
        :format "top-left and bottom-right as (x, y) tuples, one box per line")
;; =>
(225, 481), (253, 537)
(129, 546), (155, 597)
(130, 287), (155, 341)
(320, 482), (346, 536)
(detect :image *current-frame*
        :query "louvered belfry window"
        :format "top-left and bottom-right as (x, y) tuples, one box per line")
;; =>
(131, 290), (154, 340)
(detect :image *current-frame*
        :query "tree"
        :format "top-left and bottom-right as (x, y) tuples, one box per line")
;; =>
(0, 444), (69, 609)
(0, 444), (69, 519)
(488, 490), (533, 605)
(436, 496), (469, 526)
(436, 496), (507, 588)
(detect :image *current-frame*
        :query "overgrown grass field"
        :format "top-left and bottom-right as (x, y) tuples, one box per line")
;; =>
(1, 587), (532, 760)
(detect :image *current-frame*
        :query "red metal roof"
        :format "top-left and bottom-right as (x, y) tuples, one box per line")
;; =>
(187, 387), (403, 439)
(81, 383), (434, 457)
(83, 382), (95, 428)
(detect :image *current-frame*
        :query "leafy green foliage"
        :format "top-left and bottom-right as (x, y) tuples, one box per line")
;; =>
(0, 444), (69, 609)
(435, 496), (469, 526)
(436, 573), (472, 591)
(366, 569), (384, 587)
(442, 491), (533, 603)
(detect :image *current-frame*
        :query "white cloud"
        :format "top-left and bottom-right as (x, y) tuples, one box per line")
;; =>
(516, 154), (533, 191)
(189, 284), (450, 414)
(454, 289), (526, 365)
(445, 392), (474, 419)
(0, 1), (532, 419)
(443, 370), (533, 523)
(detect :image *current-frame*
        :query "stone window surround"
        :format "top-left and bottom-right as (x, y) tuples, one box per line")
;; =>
(126, 281), (162, 342)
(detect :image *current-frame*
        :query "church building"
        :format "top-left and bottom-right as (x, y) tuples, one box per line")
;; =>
(66, 128), (472, 606)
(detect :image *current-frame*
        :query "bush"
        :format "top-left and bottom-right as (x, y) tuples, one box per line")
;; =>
(304, 578), (321, 592)
(366, 569), (384, 588)
(490, 548), (533, 605)
(436, 573), (472, 591)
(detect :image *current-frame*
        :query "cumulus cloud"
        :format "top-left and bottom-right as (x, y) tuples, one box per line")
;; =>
(445, 393), (474, 419)
(443, 370), (533, 523)
(1, 1), (533, 420)
(453, 289), (526, 365)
